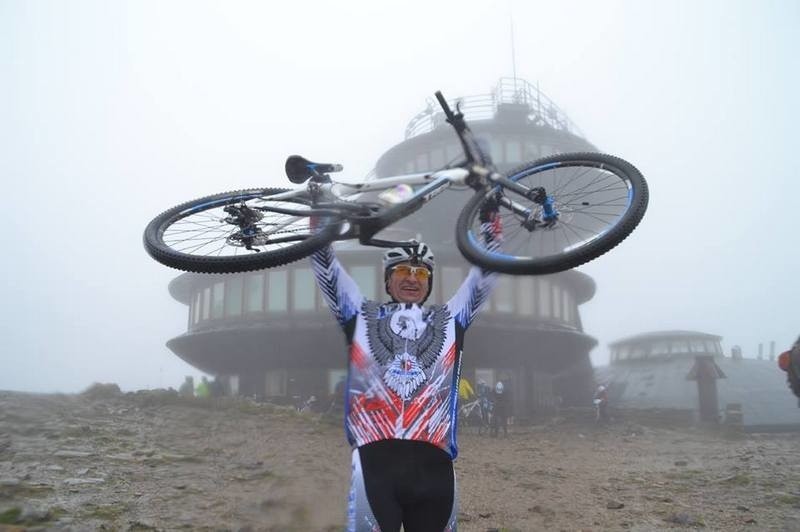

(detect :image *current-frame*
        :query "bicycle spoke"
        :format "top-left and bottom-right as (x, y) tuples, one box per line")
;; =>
(158, 196), (323, 258)
(467, 159), (638, 264)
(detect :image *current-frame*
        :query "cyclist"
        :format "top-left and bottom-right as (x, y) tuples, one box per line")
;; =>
(778, 336), (800, 405)
(490, 381), (510, 437)
(311, 204), (501, 532)
(593, 384), (609, 423)
(458, 377), (475, 402)
(476, 379), (492, 433)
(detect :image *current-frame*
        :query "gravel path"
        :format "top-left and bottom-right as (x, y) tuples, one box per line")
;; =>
(1, 390), (799, 531)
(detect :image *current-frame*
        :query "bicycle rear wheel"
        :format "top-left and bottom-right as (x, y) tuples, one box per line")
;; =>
(456, 152), (648, 274)
(143, 188), (341, 273)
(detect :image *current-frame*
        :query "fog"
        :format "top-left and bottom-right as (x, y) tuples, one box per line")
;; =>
(2, 0), (798, 393)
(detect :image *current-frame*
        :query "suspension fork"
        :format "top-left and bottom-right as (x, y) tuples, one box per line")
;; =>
(490, 174), (559, 226)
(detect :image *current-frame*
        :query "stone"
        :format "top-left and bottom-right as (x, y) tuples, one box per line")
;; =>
(54, 450), (92, 458)
(606, 501), (624, 510)
(63, 477), (105, 486)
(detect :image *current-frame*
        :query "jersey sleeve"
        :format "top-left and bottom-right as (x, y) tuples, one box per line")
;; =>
(446, 216), (503, 329)
(311, 245), (364, 328)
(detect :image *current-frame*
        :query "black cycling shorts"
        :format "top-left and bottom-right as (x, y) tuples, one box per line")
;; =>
(347, 439), (457, 531)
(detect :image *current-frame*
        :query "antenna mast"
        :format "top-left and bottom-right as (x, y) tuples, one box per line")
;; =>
(510, 8), (518, 95)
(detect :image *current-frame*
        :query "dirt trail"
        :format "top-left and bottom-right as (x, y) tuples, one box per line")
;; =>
(1, 390), (799, 531)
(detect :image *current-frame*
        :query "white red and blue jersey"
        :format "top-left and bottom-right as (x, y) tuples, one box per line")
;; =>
(311, 223), (501, 459)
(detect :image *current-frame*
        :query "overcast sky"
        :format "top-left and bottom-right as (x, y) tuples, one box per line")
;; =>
(2, 0), (798, 393)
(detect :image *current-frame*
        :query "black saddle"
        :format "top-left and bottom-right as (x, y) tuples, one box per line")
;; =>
(285, 155), (343, 184)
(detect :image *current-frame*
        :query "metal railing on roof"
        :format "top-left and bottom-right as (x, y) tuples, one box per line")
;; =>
(404, 77), (583, 140)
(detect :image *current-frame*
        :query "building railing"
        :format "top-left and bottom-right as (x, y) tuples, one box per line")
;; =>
(404, 78), (584, 140)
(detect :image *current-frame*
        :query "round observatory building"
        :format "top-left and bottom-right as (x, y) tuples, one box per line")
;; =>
(166, 79), (603, 421)
(595, 330), (800, 430)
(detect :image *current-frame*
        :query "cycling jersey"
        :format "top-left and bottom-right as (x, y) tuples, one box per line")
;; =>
(310, 221), (501, 459)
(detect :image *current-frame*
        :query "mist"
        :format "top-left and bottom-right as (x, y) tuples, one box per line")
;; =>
(1, 0), (798, 393)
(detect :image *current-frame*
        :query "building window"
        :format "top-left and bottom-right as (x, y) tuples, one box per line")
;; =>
(518, 277), (535, 316)
(441, 266), (463, 301)
(415, 152), (428, 172)
(524, 141), (539, 160)
(405, 160), (415, 174)
(225, 276), (243, 317)
(202, 287), (211, 320)
(670, 341), (689, 355)
(268, 270), (288, 312)
(690, 340), (706, 353)
(351, 266), (377, 301)
(493, 275), (514, 313)
(552, 284), (561, 320)
(430, 148), (445, 170)
(651, 341), (670, 356)
(490, 138), (504, 164)
(631, 346), (647, 359)
(445, 144), (461, 163)
(475, 368), (495, 388)
(265, 370), (287, 397)
(292, 268), (316, 311)
(538, 278), (550, 318)
(562, 289), (572, 324)
(211, 281), (225, 319)
(192, 291), (201, 324)
(506, 140), (522, 163)
(617, 346), (630, 360)
(229, 375), (239, 395)
(244, 273), (264, 313)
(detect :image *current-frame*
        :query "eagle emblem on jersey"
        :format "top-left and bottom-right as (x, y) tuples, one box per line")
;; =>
(363, 302), (450, 400)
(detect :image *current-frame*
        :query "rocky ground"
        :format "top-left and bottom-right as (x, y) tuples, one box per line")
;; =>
(1, 388), (799, 531)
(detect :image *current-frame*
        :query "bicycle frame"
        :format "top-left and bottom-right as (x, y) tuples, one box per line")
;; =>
(325, 167), (472, 247)
(257, 91), (552, 249)
(262, 164), (543, 249)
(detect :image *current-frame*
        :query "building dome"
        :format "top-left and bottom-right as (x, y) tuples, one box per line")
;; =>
(608, 330), (724, 364)
(164, 78), (604, 418)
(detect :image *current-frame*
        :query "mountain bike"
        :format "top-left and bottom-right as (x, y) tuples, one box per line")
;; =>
(143, 91), (648, 275)
(457, 398), (489, 434)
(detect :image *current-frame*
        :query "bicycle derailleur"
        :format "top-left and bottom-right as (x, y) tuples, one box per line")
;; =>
(223, 203), (268, 251)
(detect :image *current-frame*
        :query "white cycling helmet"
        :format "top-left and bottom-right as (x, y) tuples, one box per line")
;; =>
(383, 242), (435, 303)
(495, 381), (504, 394)
(382, 242), (435, 272)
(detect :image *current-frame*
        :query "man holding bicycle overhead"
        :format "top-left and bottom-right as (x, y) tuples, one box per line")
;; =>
(311, 204), (502, 532)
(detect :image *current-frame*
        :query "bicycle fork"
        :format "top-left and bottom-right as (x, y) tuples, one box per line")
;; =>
(489, 173), (559, 230)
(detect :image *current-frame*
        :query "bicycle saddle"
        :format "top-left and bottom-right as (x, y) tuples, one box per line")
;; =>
(285, 155), (343, 183)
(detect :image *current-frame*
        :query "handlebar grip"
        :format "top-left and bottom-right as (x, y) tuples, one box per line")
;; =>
(435, 91), (455, 121)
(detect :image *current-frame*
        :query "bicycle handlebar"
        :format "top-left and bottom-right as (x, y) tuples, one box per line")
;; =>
(434, 90), (489, 172)
(435, 91), (456, 122)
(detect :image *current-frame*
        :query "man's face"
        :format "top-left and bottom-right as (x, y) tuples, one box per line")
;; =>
(387, 262), (431, 304)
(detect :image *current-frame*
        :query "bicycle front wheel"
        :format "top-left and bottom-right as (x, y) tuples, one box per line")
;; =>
(143, 188), (341, 273)
(456, 152), (648, 274)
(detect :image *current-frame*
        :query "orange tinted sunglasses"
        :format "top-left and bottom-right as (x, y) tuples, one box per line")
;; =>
(391, 264), (431, 281)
